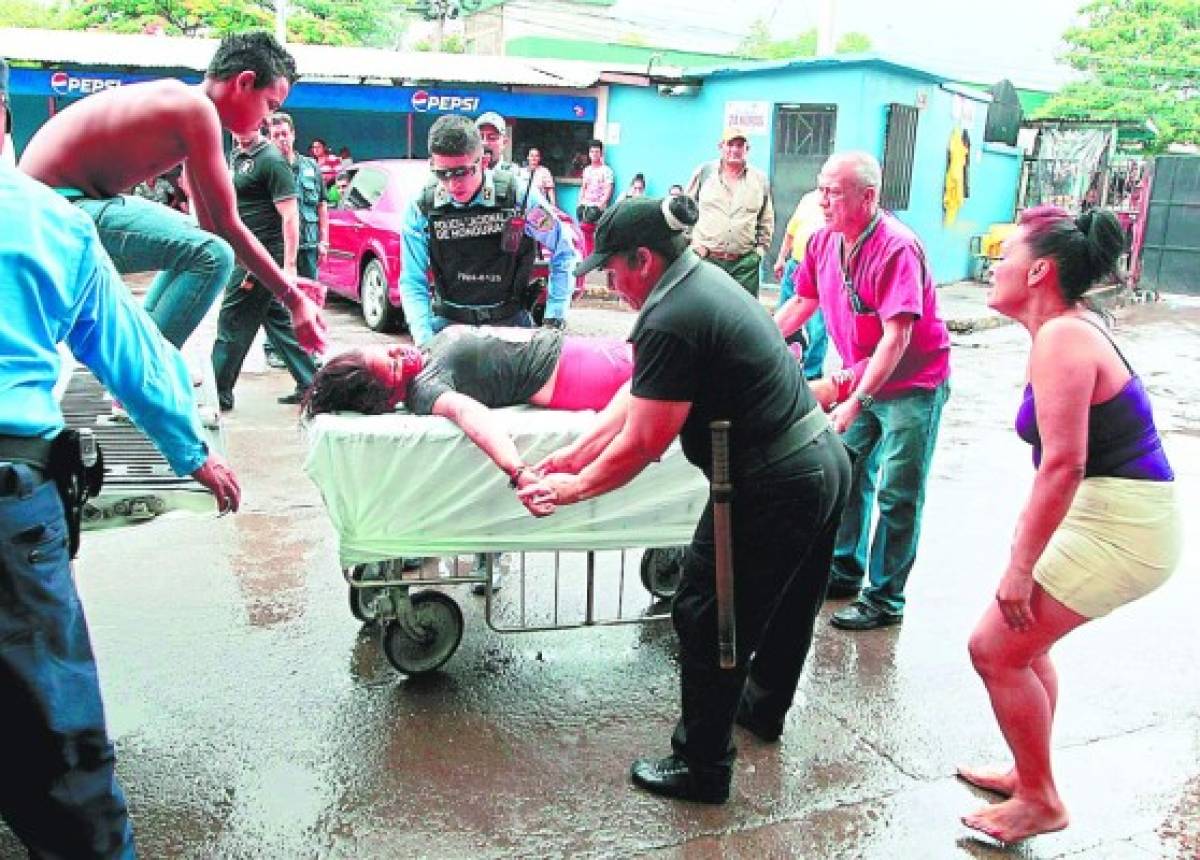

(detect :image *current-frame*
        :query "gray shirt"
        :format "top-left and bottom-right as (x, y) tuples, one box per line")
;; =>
(406, 326), (564, 415)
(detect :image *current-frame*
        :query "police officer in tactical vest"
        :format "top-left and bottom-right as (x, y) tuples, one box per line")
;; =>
(398, 114), (579, 347)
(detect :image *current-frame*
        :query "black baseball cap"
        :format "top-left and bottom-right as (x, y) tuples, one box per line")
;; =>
(575, 196), (698, 276)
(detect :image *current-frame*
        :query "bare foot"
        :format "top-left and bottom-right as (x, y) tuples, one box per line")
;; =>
(956, 764), (1017, 797)
(962, 796), (1069, 843)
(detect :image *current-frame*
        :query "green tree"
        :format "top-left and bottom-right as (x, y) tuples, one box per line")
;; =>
(413, 31), (465, 52)
(836, 32), (871, 53)
(0, 0), (70, 27)
(60, 0), (413, 46)
(1038, 0), (1200, 147)
(736, 18), (871, 60)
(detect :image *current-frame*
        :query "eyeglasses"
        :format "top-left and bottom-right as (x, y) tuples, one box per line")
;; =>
(430, 159), (480, 181)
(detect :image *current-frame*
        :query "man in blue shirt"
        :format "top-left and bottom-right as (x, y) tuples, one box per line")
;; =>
(0, 72), (240, 852)
(399, 114), (579, 346)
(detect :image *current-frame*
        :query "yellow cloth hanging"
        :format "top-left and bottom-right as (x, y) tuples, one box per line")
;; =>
(944, 127), (968, 226)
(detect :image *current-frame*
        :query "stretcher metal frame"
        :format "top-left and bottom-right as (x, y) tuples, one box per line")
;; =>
(344, 547), (686, 675)
(307, 408), (706, 675)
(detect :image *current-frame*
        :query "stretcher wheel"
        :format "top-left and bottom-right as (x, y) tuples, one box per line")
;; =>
(382, 591), (464, 675)
(640, 546), (685, 600)
(348, 563), (388, 623)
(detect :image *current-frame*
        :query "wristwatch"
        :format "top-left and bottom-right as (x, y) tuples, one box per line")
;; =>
(855, 391), (875, 409)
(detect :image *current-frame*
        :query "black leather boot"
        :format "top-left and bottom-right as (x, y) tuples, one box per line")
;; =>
(630, 754), (731, 804)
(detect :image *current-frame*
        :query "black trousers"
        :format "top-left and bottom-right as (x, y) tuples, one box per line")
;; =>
(669, 428), (851, 767)
(211, 267), (318, 409)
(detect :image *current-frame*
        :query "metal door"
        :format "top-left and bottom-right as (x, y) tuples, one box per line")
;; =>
(770, 105), (837, 265)
(1140, 155), (1200, 295)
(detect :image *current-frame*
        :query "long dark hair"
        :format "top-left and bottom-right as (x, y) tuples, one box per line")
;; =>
(1019, 205), (1124, 304)
(301, 352), (394, 418)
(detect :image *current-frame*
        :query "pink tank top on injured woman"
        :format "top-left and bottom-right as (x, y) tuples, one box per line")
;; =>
(547, 336), (634, 411)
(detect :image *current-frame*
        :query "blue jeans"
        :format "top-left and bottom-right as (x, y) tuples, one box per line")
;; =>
(779, 259), (829, 380)
(78, 195), (235, 349)
(0, 464), (135, 858)
(829, 381), (950, 615)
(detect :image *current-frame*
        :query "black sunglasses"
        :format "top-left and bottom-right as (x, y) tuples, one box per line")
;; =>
(430, 159), (480, 181)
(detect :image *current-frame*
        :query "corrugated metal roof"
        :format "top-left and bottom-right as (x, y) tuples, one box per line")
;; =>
(690, 52), (960, 85)
(0, 27), (683, 88)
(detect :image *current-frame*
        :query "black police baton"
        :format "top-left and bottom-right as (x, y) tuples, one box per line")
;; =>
(709, 420), (737, 670)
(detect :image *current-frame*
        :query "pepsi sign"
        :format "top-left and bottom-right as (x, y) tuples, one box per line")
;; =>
(50, 72), (124, 96)
(410, 89), (481, 113)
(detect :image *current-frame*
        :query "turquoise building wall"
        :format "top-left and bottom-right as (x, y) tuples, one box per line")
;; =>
(605, 58), (1023, 283)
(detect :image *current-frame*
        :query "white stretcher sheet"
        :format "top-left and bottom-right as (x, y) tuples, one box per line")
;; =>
(305, 407), (710, 565)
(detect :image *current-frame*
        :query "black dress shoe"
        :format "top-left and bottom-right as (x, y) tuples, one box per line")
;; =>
(630, 754), (730, 804)
(830, 600), (902, 631)
(825, 579), (861, 599)
(735, 698), (784, 743)
(277, 391), (304, 405)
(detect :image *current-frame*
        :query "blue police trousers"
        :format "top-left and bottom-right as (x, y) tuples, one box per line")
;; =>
(0, 463), (135, 858)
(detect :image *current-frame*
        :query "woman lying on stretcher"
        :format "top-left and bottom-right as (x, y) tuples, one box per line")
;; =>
(301, 325), (634, 488)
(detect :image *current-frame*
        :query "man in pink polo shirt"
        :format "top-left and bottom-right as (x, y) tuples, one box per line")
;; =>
(776, 151), (950, 631)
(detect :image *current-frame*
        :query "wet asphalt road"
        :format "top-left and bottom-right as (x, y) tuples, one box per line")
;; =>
(2, 293), (1197, 859)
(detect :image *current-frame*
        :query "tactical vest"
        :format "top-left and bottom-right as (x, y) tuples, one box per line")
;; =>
(418, 169), (537, 325)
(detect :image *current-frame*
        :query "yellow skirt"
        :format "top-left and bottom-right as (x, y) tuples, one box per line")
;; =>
(1034, 477), (1182, 619)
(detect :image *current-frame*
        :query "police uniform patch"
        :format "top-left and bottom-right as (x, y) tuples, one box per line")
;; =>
(526, 206), (551, 231)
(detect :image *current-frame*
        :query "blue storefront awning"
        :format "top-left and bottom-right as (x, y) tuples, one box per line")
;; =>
(9, 68), (596, 121)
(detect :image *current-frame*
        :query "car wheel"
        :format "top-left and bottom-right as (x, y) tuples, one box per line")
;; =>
(360, 258), (402, 333)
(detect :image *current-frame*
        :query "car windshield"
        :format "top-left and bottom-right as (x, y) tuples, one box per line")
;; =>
(345, 167), (388, 210)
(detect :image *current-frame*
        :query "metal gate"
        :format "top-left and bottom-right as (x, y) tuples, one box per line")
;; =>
(770, 105), (837, 267)
(1141, 155), (1200, 295)
(63, 368), (223, 528)
(881, 103), (919, 211)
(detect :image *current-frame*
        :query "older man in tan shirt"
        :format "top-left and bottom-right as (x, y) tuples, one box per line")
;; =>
(685, 127), (774, 296)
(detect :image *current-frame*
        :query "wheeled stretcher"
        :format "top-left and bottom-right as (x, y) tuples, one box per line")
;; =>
(304, 407), (710, 674)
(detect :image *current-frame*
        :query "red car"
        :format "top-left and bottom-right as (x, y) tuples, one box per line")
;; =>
(320, 159), (568, 333)
(320, 159), (426, 333)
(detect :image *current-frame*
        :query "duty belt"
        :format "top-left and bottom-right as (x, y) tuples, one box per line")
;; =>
(432, 297), (522, 326)
(734, 407), (831, 475)
(0, 434), (53, 471)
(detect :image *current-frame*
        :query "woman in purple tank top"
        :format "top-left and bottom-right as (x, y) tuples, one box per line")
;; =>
(958, 206), (1181, 844)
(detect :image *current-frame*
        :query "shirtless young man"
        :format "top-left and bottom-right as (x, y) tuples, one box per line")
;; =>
(19, 31), (326, 354)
